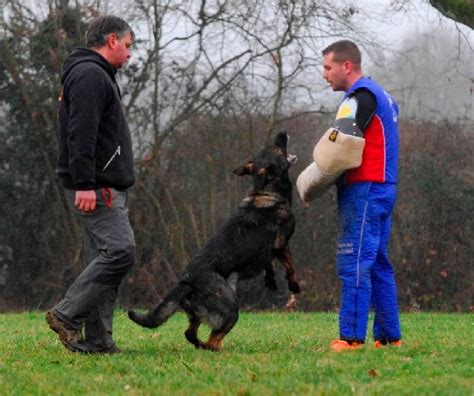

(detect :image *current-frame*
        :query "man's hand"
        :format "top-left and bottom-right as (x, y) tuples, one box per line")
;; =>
(75, 190), (97, 212)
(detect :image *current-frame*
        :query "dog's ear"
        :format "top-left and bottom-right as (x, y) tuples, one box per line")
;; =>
(274, 131), (289, 156)
(232, 161), (254, 176)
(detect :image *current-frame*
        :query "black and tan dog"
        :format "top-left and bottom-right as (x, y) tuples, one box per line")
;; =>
(128, 132), (300, 351)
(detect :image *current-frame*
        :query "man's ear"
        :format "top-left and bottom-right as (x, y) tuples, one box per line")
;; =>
(342, 60), (353, 74)
(107, 32), (118, 49)
(232, 161), (254, 176)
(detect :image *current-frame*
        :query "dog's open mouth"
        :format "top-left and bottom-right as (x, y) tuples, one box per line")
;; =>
(287, 154), (297, 164)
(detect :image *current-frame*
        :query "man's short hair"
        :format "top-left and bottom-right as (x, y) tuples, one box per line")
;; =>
(85, 15), (135, 48)
(322, 40), (361, 69)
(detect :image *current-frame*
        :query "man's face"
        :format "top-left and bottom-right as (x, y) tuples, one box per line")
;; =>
(322, 52), (350, 92)
(109, 31), (133, 69)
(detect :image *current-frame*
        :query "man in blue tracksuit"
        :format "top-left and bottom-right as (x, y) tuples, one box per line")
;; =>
(321, 40), (402, 351)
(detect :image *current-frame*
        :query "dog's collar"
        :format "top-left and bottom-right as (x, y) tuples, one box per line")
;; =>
(239, 191), (287, 208)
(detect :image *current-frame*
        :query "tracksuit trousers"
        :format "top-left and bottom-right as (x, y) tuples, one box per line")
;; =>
(336, 182), (401, 343)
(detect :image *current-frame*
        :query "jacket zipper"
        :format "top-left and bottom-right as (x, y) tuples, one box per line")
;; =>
(102, 145), (121, 171)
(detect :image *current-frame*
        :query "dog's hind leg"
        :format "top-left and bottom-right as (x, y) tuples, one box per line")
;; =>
(202, 306), (239, 352)
(193, 275), (239, 352)
(184, 317), (205, 349)
(181, 300), (206, 348)
(276, 244), (301, 294)
(203, 330), (226, 352)
(203, 294), (239, 352)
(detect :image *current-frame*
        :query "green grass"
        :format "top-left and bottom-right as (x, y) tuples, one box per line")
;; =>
(0, 312), (472, 395)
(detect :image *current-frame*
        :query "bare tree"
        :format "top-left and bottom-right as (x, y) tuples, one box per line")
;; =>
(4, 0), (470, 312)
(368, 24), (473, 121)
(116, 0), (382, 286)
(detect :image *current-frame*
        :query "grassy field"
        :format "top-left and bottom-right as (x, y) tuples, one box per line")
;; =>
(0, 311), (472, 395)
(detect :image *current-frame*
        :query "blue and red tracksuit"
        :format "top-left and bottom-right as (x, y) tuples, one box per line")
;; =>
(336, 77), (401, 343)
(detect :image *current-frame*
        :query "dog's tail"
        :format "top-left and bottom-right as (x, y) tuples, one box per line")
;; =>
(128, 282), (192, 328)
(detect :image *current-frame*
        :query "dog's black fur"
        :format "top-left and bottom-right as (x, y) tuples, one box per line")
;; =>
(128, 132), (300, 351)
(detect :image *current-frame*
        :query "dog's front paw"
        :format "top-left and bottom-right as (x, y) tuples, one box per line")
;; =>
(265, 278), (278, 291)
(288, 281), (301, 294)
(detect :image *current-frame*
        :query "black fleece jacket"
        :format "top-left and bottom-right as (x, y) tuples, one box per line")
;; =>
(56, 47), (135, 191)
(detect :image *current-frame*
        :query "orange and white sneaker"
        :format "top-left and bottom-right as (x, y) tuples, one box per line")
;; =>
(374, 340), (402, 349)
(330, 339), (364, 352)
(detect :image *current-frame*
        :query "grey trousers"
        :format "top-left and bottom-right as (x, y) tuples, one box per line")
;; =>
(54, 188), (135, 349)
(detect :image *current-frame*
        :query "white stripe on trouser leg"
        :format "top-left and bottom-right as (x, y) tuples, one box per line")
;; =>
(356, 200), (369, 287)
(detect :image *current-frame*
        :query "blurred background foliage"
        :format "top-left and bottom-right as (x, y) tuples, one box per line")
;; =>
(0, 0), (472, 312)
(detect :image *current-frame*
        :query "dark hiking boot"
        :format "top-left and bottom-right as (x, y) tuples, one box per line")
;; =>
(77, 339), (122, 355)
(45, 310), (85, 352)
(96, 343), (122, 354)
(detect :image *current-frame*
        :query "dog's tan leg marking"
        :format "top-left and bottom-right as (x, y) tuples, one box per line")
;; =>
(203, 331), (225, 352)
(278, 245), (301, 293)
(281, 245), (296, 282)
(274, 233), (286, 249)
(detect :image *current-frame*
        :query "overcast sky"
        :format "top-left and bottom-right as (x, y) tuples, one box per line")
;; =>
(316, 0), (473, 120)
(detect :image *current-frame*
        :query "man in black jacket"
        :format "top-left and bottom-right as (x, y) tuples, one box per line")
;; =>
(46, 15), (136, 354)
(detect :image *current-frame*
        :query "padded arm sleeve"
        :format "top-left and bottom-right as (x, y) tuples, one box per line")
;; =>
(296, 128), (365, 202)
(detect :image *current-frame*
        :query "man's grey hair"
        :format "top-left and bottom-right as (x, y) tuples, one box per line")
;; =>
(85, 15), (135, 48)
